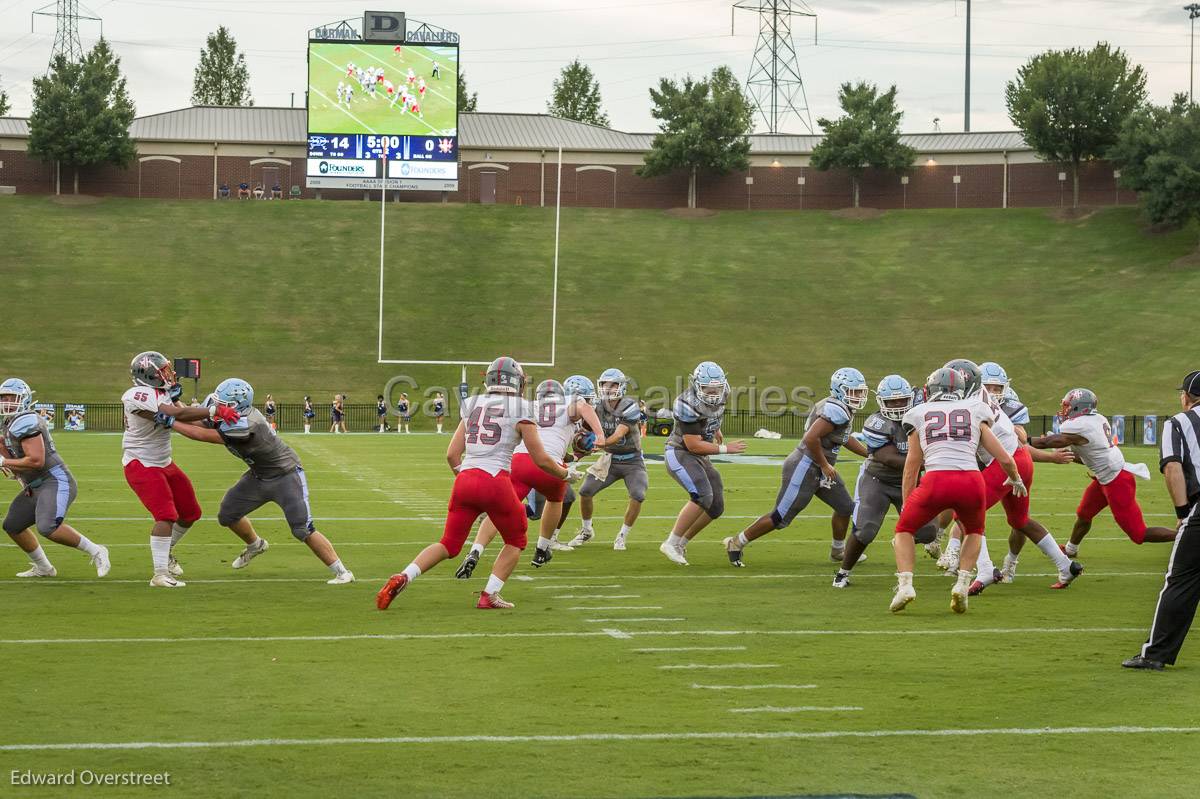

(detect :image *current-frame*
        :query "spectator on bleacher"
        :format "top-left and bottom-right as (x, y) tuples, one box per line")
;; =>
(237, 181), (251, 199)
(253, 183), (265, 200)
(218, 182), (230, 199)
(271, 183), (283, 200)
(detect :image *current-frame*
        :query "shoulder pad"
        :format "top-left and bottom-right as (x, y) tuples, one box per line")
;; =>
(8, 412), (40, 439)
(617, 398), (642, 422)
(862, 413), (889, 433)
(673, 395), (699, 423)
(822, 400), (851, 426)
(219, 417), (252, 439)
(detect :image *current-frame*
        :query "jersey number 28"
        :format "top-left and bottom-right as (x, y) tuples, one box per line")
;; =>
(924, 409), (971, 443)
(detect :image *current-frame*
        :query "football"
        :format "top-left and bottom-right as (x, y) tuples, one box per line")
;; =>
(572, 426), (597, 458)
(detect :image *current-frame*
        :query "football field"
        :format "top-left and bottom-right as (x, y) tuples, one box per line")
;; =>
(307, 42), (458, 137)
(2, 432), (1198, 797)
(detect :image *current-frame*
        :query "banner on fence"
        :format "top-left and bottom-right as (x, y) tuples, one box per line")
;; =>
(33, 403), (55, 430)
(64, 404), (87, 431)
(1143, 415), (1157, 447)
(1111, 414), (1125, 445)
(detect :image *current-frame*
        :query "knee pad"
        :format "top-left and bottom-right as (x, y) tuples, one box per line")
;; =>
(628, 487), (647, 503)
(217, 511), (241, 528)
(770, 510), (790, 530)
(707, 495), (725, 520)
(291, 522), (315, 542)
(37, 518), (64, 536)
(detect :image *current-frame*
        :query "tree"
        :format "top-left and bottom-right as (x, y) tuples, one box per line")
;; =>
(28, 39), (136, 195)
(1006, 43), (1146, 209)
(639, 65), (753, 209)
(1110, 94), (1200, 246)
(810, 82), (916, 209)
(547, 59), (608, 127)
(0, 75), (10, 117)
(457, 70), (477, 112)
(191, 26), (253, 106)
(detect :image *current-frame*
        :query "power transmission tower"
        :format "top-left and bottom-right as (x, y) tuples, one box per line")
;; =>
(732, 1), (817, 134)
(32, 1), (102, 63)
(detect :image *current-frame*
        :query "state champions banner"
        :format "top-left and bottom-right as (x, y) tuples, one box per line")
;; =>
(1143, 415), (1157, 446)
(64, 404), (87, 431)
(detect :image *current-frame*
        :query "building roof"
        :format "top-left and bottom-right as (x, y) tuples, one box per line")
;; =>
(0, 107), (1032, 154)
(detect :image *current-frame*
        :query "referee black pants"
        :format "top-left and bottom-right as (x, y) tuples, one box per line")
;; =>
(1141, 513), (1200, 665)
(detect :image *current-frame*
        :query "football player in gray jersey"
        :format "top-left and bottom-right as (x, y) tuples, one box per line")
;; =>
(166, 378), (355, 585)
(0, 378), (111, 579)
(833, 376), (939, 588)
(569, 368), (649, 551)
(660, 363), (746, 565)
(724, 368), (870, 568)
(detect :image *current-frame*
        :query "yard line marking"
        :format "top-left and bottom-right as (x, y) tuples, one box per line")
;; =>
(692, 684), (817, 690)
(3, 726), (1198, 752)
(635, 646), (747, 653)
(730, 706), (862, 713)
(534, 584), (621, 590)
(601, 628), (632, 640)
(584, 617), (685, 623)
(0, 626), (1145, 646)
(554, 594), (641, 600)
(658, 664), (779, 670)
(569, 606), (664, 611)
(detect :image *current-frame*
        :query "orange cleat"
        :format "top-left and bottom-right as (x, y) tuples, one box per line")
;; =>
(376, 573), (409, 610)
(476, 591), (515, 609)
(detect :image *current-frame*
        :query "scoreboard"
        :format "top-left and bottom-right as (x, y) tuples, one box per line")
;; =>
(306, 134), (459, 182)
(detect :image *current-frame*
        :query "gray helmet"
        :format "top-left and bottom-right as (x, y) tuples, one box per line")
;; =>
(536, 379), (565, 400)
(943, 358), (982, 398)
(130, 351), (174, 388)
(1060, 388), (1098, 420)
(926, 367), (967, 402)
(484, 356), (526, 395)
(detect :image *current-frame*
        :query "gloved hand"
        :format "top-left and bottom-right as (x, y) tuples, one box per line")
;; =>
(168, 383), (184, 402)
(1005, 476), (1028, 498)
(210, 404), (241, 425)
(565, 466), (584, 484)
(154, 412), (176, 429)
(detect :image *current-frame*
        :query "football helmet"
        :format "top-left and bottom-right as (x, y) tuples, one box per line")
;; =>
(485, 356), (526, 395)
(536, 379), (565, 400)
(1060, 388), (1098, 420)
(130, 351), (175, 389)
(944, 358), (983, 398)
(980, 361), (1010, 398)
(563, 375), (596, 402)
(692, 361), (728, 406)
(1002, 386), (1021, 405)
(214, 378), (254, 416)
(0, 378), (34, 419)
(598, 368), (628, 400)
(926, 367), (967, 402)
(831, 367), (869, 411)
(875, 375), (913, 421)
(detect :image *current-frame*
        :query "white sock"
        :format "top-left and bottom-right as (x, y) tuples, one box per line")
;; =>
(946, 536), (962, 555)
(469, 542), (484, 557)
(976, 536), (994, 574)
(170, 523), (188, 548)
(1007, 549), (1021, 562)
(1038, 535), (1073, 573)
(1064, 541), (1079, 557)
(437, 424), (443, 434)
(484, 574), (504, 594)
(737, 531), (750, 547)
(536, 537), (551, 552)
(667, 533), (685, 548)
(618, 524), (632, 537)
(74, 534), (100, 556)
(401, 563), (421, 582)
(896, 571), (913, 588)
(151, 536), (171, 574)
(955, 569), (972, 589)
(328, 559), (347, 576)
(304, 424), (310, 433)
(581, 518), (593, 532)
(831, 539), (845, 550)
(28, 545), (53, 569)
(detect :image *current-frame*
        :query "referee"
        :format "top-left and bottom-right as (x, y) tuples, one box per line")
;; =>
(1124, 370), (1200, 671)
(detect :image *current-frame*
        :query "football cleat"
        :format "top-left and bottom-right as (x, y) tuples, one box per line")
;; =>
(613, 532), (627, 551)
(968, 568), (1001, 596)
(167, 553), (184, 577)
(923, 540), (942, 560)
(950, 585), (969, 614)
(232, 537), (269, 569)
(455, 550), (480, 580)
(659, 541), (689, 566)
(889, 584), (916, 612)
(936, 548), (959, 574)
(476, 591), (515, 609)
(832, 570), (850, 589)
(531, 547), (552, 568)
(1000, 555), (1018, 583)
(723, 536), (745, 568)
(1050, 559), (1085, 589)
(829, 546), (844, 563)
(1121, 655), (1164, 671)
(91, 545), (111, 578)
(376, 573), (408, 609)
(327, 570), (356, 585)
(549, 535), (575, 552)
(567, 529), (594, 548)
(1060, 543), (1078, 559)
(149, 573), (185, 588)
(16, 563), (56, 578)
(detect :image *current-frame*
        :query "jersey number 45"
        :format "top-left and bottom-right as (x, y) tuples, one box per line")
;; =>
(466, 406), (503, 445)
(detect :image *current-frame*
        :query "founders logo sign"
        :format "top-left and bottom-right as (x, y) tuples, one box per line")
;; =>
(363, 11), (405, 41)
(307, 158), (377, 178)
(320, 161), (367, 175)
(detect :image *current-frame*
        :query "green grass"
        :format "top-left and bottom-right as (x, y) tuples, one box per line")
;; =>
(1, 433), (1198, 797)
(307, 42), (457, 136)
(0, 196), (1197, 414)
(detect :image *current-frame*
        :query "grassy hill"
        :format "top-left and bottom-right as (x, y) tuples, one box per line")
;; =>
(1, 195), (1196, 413)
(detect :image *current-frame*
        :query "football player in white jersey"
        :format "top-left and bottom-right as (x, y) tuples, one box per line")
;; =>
(377, 358), (582, 611)
(455, 376), (603, 577)
(1028, 388), (1177, 554)
(121, 352), (239, 587)
(891, 367), (1025, 614)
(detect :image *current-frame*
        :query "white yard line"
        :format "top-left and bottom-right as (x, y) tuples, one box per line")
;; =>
(534, 584), (621, 590)
(601, 628), (632, 640)
(658, 663), (779, 670)
(730, 706), (862, 713)
(349, 44), (456, 118)
(554, 594), (641, 600)
(569, 606), (664, 611)
(307, 64), (377, 134)
(635, 646), (747, 653)
(584, 617), (685, 623)
(3, 726), (1197, 752)
(692, 684), (817, 690)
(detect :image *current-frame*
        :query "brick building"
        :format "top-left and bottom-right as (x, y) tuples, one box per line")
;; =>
(0, 106), (1136, 209)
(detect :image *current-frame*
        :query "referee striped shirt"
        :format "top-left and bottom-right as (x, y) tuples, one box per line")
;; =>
(1160, 408), (1200, 503)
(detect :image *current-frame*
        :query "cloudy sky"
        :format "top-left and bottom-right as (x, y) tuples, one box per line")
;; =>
(0, 0), (1194, 133)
